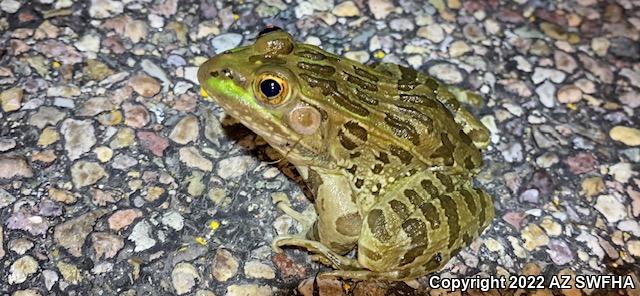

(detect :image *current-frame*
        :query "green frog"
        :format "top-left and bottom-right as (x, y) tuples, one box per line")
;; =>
(197, 27), (494, 281)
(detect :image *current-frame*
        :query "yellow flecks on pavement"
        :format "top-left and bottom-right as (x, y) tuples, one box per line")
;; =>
(195, 236), (207, 246)
(209, 220), (220, 231)
(373, 50), (385, 59)
(52, 61), (61, 69)
(567, 102), (577, 110)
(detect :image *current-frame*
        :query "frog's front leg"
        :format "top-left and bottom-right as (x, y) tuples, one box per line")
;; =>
(273, 167), (363, 266)
(272, 193), (315, 236)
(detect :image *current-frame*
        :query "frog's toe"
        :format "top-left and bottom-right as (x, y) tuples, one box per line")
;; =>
(309, 254), (332, 266)
(272, 235), (296, 253)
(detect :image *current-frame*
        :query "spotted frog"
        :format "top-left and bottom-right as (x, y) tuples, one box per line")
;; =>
(198, 28), (494, 280)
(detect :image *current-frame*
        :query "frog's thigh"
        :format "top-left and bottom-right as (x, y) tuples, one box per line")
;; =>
(356, 177), (495, 278)
(355, 175), (450, 274)
(312, 169), (362, 255)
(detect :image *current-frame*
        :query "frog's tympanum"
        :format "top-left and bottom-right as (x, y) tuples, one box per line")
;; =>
(198, 28), (494, 281)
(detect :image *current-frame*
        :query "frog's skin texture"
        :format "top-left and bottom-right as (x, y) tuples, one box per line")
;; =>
(197, 28), (494, 281)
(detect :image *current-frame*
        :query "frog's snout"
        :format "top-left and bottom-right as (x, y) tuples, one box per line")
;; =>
(198, 55), (248, 90)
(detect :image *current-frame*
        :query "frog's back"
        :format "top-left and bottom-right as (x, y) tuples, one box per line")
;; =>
(290, 44), (488, 174)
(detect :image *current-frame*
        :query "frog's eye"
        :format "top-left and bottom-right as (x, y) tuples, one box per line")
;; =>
(254, 73), (289, 106)
(255, 29), (294, 55)
(258, 26), (283, 37)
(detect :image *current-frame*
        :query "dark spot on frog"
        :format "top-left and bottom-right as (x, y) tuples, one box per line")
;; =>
(372, 182), (382, 196)
(476, 188), (490, 229)
(295, 50), (327, 60)
(372, 163), (383, 174)
(434, 252), (442, 262)
(462, 233), (473, 246)
(335, 212), (362, 237)
(417, 253), (443, 272)
(464, 156), (476, 170)
(376, 152), (390, 164)
(458, 129), (473, 145)
(388, 200), (409, 220)
(355, 178), (364, 189)
(299, 73), (370, 117)
(400, 245), (426, 266)
(404, 189), (440, 229)
(396, 105), (433, 132)
(367, 209), (391, 241)
(424, 77), (439, 93)
(346, 165), (357, 175)
(384, 113), (420, 146)
(360, 246), (382, 261)
(420, 202), (440, 229)
(297, 61), (336, 76)
(460, 189), (477, 215)
(345, 72), (378, 91)
(438, 194), (460, 248)
(430, 133), (454, 166)
(450, 246), (462, 257)
(420, 179), (439, 196)
(404, 189), (422, 207)
(338, 129), (357, 150)
(389, 145), (413, 165)
(352, 87), (379, 105)
(353, 66), (379, 82)
(401, 218), (427, 245)
(397, 65), (419, 91)
(344, 121), (368, 142)
(435, 172), (454, 192)
(209, 71), (219, 77)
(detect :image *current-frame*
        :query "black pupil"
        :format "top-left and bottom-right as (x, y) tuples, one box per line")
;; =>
(260, 79), (281, 98)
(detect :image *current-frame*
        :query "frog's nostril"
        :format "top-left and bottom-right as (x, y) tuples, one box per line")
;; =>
(221, 68), (234, 80)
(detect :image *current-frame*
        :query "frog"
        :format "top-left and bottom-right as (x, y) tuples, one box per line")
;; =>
(197, 27), (494, 281)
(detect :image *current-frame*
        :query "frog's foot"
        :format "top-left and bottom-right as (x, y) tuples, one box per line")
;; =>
(320, 269), (415, 281)
(272, 236), (362, 270)
(320, 270), (405, 281)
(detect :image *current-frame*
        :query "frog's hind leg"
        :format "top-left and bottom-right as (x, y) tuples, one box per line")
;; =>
(320, 256), (443, 281)
(321, 270), (399, 281)
(272, 236), (363, 270)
